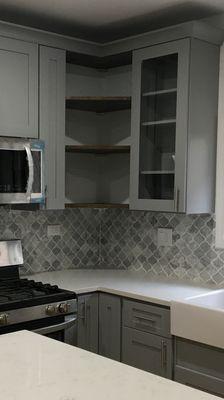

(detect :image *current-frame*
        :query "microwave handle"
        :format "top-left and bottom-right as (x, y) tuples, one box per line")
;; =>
(24, 144), (34, 197)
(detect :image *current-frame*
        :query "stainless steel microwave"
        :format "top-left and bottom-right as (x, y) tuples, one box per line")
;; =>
(0, 138), (45, 205)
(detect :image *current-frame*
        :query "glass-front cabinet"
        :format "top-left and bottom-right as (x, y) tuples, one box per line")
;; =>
(130, 39), (190, 212)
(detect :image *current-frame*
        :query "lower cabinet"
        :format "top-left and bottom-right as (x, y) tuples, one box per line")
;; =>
(174, 337), (224, 398)
(122, 327), (172, 378)
(99, 293), (121, 361)
(77, 292), (173, 379)
(77, 293), (99, 353)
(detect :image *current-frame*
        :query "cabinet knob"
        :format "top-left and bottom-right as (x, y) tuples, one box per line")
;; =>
(45, 305), (56, 316)
(57, 303), (69, 314)
(0, 314), (8, 325)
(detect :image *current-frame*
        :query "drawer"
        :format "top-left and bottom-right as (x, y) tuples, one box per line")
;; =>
(175, 366), (224, 398)
(122, 327), (172, 378)
(175, 337), (224, 379)
(123, 299), (170, 337)
(175, 337), (224, 397)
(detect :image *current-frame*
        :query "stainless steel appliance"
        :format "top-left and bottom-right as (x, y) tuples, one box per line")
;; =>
(0, 240), (77, 345)
(0, 138), (45, 205)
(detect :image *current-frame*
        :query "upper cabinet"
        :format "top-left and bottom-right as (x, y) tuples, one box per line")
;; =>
(0, 37), (38, 138)
(39, 46), (66, 209)
(130, 38), (220, 213)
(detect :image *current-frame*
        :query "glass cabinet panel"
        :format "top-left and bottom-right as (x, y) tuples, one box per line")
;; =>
(138, 54), (178, 200)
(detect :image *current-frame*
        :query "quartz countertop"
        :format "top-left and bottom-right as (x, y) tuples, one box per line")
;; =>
(28, 269), (214, 306)
(0, 330), (219, 400)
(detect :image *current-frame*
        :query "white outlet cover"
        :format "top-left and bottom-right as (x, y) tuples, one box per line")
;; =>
(157, 228), (173, 247)
(47, 225), (61, 237)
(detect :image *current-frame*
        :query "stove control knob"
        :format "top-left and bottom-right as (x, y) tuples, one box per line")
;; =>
(57, 303), (69, 314)
(45, 305), (56, 316)
(0, 314), (8, 325)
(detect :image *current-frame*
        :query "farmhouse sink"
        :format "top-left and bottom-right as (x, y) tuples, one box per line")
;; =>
(171, 289), (224, 349)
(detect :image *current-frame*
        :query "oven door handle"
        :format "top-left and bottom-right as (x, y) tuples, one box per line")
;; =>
(33, 316), (77, 336)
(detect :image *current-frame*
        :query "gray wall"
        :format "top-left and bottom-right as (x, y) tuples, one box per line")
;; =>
(0, 207), (224, 286)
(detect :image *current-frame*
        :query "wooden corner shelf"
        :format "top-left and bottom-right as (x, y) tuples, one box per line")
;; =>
(66, 96), (131, 113)
(65, 203), (129, 209)
(65, 144), (130, 154)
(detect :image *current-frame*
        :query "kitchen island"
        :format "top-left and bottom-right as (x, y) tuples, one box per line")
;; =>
(0, 330), (219, 400)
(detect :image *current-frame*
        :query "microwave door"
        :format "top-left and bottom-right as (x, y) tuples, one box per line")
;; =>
(0, 143), (34, 204)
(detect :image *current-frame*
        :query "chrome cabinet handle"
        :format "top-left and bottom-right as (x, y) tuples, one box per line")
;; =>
(79, 301), (86, 322)
(161, 340), (167, 369)
(135, 315), (156, 323)
(174, 188), (180, 212)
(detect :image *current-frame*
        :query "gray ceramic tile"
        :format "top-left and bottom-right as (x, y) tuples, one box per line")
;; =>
(1, 207), (224, 285)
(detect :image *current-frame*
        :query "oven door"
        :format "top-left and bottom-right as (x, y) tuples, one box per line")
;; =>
(0, 138), (45, 204)
(33, 314), (77, 345)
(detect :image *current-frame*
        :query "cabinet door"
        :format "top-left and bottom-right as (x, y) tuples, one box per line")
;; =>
(0, 37), (38, 138)
(175, 337), (224, 397)
(122, 327), (172, 378)
(39, 46), (66, 209)
(130, 39), (190, 212)
(77, 293), (99, 353)
(99, 293), (121, 361)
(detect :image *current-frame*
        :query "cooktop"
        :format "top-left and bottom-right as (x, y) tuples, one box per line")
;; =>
(0, 278), (76, 311)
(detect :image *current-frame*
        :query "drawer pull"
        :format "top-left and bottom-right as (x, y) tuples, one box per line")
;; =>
(79, 302), (86, 321)
(161, 340), (167, 368)
(135, 316), (156, 323)
(132, 340), (154, 350)
(79, 301), (90, 323)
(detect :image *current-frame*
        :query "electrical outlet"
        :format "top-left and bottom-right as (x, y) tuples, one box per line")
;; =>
(157, 228), (173, 247)
(47, 225), (61, 237)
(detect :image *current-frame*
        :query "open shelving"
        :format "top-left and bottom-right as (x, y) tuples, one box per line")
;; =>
(65, 145), (130, 154)
(66, 96), (131, 113)
(65, 61), (132, 208)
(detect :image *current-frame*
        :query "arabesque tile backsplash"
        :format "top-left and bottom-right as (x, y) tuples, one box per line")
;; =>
(0, 207), (224, 286)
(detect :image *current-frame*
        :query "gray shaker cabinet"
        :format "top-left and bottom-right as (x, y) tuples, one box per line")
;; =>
(99, 293), (121, 361)
(77, 293), (99, 353)
(39, 46), (66, 209)
(130, 38), (219, 213)
(122, 299), (172, 378)
(174, 337), (224, 397)
(122, 327), (172, 378)
(0, 36), (38, 138)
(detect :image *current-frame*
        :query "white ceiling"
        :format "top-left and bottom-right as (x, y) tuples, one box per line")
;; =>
(0, 0), (223, 42)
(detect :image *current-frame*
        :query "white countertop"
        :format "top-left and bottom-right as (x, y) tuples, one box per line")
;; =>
(0, 330), (219, 400)
(28, 269), (214, 306)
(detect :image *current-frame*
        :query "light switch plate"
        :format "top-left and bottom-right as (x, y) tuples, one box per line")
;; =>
(157, 228), (173, 247)
(47, 225), (61, 237)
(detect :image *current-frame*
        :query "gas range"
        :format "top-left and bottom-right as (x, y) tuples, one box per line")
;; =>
(0, 240), (77, 344)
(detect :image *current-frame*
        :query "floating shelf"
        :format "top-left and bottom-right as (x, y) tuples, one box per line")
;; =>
(66, 96), (131, 113)
(142, 88), (177, 97)
(65, 203), (129, 209)
(65, 145), (131, 154)
(142, 119), (176, 127)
